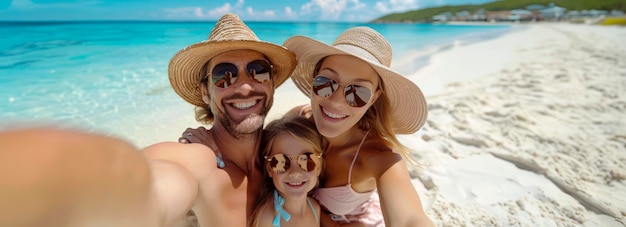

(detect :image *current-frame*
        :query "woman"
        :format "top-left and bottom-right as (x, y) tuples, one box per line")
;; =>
(283, 27), (433, 227)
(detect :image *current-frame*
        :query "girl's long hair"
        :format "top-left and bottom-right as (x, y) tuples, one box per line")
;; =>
(249, 116), (324, 227)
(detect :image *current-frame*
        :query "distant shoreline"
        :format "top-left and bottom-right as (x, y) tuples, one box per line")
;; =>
(372, 18), (625, 26)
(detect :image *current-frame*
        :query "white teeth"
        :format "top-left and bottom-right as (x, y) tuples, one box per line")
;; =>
(232, 101), (256, 109)
(287, 182), (303, 186)
(323, 108), (346, 119)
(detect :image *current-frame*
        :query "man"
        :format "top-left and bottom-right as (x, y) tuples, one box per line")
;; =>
(141, 13), (296, 226)
(0, 13), (295, 227)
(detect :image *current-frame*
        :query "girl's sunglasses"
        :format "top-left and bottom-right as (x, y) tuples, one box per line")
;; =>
(210, 60), (273, 88)
(312, 75), (373, 108)
(264, 152), (321, 174)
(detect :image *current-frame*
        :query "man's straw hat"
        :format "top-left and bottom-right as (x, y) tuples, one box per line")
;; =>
(169, 13), (296, 106)
(284, 26), (427, 134)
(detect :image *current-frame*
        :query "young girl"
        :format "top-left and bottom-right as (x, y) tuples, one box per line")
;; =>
(284, 27), (434, 226)
(250, 116), (323, 227)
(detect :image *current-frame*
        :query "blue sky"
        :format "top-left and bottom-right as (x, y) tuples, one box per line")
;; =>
(0, 0), (494, 22)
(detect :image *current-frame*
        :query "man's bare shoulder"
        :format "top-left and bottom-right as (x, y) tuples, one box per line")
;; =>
(142, 141), (218, 179)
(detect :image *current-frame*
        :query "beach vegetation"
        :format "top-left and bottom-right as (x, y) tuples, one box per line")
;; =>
(600, 17), (626, 26)
(373, 0), (626, 22)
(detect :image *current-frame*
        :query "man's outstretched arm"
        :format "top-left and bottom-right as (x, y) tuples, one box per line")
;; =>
(0, 128), (159, 227)
(142, 141), (216, 226)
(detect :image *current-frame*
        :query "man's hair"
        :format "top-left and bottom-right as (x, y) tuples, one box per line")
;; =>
(195, 60), (214, 124)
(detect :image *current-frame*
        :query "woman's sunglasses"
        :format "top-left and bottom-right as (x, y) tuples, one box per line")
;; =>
(264, 152), (321, 174)
(210, 60), (273, 88)
(312, 75), (374, 108)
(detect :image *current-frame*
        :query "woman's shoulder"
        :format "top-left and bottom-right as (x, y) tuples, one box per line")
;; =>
(359, 140), (402, 177)
(360, 135), (397, 157)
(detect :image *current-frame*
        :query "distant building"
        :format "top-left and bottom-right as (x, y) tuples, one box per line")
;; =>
(540, 3), (567, 20)
(566, 10), (580, 19)
(610, 10), (625, 16)
(584, 10), (609, 17)
(427, 2), (621, 24)
(455, 11), (471, 21)
(432, 12), (453, 22)
(486, 10), (511, 22)
(510, 9), (534, 21)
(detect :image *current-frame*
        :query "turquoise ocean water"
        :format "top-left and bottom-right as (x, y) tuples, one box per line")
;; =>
(0, 21), (511, 146)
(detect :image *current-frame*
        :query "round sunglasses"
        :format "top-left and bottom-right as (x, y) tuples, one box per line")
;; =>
(312, 75), (374, 108)
(264, 152), (321, 174)
(210, 60), (273, 88)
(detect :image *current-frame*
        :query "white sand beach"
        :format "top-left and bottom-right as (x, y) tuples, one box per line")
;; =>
(400, 23), (626, 226)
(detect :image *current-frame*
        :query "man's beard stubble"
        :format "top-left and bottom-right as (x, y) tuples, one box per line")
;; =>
(216, 93), (272, 138)
(232, 113), (265, 134)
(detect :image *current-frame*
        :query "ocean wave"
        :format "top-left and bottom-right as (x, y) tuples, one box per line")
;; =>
(0, 40), (84, 57)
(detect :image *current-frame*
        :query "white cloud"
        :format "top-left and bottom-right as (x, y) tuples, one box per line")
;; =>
(193, 7), (204, 17)
(163, 0), (252, 19)
(164, 0), (282, 20)
(208, 0), (245, 17)
(262, 10), (276, 17)
(245, 6), (275, 18)
(298, 0), (379, 21)
(208, 3), (233, 17)
(285, 6), (297, 17)
(300, 0), (352, 20)
(301, 2), (313, 13)
(164, 6), (207, 18)
(350, 0), (367, 10)
(375, 0), (418, 13)
(166, 2), (240, 19)
(375, 2), (389, 12)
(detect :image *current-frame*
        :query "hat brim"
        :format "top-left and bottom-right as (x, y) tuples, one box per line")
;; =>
(285, 36), (427, 134)
(169, 39), (296, 107)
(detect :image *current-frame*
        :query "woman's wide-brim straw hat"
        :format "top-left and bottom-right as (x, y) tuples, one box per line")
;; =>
(284, 26), (427, 134)
(169, 13), (296, 106)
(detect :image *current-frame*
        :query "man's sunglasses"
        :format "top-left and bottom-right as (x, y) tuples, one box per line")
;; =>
(264, 152), (321, 174)
(210, 60), (273, 88)
(312, 75), (374, 108)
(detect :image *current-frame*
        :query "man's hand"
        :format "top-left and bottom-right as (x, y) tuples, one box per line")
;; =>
(178, 126), (213, 146)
